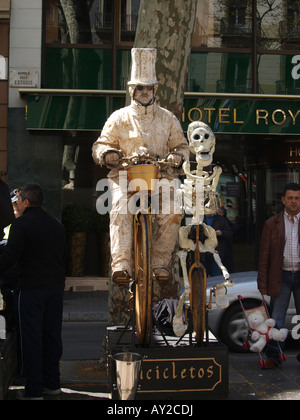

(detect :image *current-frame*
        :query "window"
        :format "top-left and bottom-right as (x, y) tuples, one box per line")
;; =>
(258, 0), (300, 51)
(94, 0), (113, 44)
(257, 0), (283, 50)
(45, 0), (140, 45)
(189, 52), (252, 93)
(258, 54), (300, 94)
(192, 0), (252, 49)
(120, 0), (140, 42)
(45, 48), (112, 89)
(46, 0), (113, 45)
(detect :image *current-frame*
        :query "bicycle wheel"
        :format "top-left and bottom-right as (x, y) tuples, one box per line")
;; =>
(134, 213), (152, 345)
(189, 264), (207, 344)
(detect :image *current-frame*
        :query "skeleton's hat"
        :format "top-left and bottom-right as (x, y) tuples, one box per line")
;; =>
(128, 48), (159, 86)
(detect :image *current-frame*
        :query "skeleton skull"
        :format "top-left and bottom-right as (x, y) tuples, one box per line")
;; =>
(187, 121), (216, 167)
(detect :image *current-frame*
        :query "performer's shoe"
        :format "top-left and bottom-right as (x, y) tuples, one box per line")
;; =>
(153, 268), (170, 281)
(112, 270), (131, 285)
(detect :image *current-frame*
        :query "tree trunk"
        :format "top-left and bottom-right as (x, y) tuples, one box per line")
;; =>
(134, 0), (197, 303)
(59, 0), (79, 44)
(134, 0), (197, 119)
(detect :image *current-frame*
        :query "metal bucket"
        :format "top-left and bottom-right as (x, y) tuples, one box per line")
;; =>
(127, 164), (159, 192)
(113, 352), (143, 400)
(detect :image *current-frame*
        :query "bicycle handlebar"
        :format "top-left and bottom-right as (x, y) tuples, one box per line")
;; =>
(119, 154), (180, 169)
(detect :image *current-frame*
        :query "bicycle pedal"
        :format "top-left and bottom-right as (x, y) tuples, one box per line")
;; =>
(115, 279), (131, 286)
(156, 275), (169, 281)
(153, 270), (170, 282)
(112, 270), (131, 285)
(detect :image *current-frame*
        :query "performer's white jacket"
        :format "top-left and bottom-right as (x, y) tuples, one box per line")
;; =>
(92, 99), (189, 276)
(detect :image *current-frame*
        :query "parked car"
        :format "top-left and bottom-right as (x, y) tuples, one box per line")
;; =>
(206, 271), (296, 352)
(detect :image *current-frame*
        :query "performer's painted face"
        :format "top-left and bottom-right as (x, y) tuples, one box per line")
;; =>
(134, 85), (155, 106)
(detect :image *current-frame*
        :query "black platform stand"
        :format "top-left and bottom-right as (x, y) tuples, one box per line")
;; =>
(107, 326), (229, 400)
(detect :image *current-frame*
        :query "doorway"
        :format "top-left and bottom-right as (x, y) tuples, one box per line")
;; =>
(61, 133), (110, 277)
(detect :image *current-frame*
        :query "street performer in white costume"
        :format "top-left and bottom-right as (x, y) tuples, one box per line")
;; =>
(92, 48), (189, 283)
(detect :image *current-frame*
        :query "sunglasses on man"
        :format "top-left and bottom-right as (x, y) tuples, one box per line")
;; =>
(136, 85), (154, 91)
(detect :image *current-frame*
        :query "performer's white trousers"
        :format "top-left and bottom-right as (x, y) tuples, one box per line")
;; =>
(109, 177), (182, 276)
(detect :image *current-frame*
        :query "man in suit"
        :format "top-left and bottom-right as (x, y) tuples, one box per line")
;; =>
(258, 182), (300, 368)
(0, 183), (67, 399)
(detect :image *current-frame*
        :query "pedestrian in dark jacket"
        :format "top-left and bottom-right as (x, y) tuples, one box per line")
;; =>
(0, 179), (14, 239)
(0, 188), (20, 331)
(0, 183), (67, 399)
(257, 182), (300, 368)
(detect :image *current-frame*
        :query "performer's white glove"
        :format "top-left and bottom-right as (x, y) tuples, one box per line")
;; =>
(104, 152), (120, 167)
(167, 154), (182, 166)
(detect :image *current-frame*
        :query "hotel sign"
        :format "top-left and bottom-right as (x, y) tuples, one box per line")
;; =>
(181, 97), (300, 135)
(24, 92), (300, 135)
(270, 141), (300, 164)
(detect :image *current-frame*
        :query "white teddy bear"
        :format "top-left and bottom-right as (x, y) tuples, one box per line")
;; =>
(248, 310), (288, 353)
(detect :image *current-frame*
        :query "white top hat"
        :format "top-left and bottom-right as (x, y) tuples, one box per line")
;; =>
(128, 48), (159, 86)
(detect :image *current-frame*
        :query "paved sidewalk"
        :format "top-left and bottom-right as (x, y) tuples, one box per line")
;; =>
(61, 290), (300, 401)
(6, 290), (300, 400)
(229, 346), (300, 400)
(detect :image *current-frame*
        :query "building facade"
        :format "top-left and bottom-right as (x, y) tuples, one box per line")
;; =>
(3, 0), (300, 274)
(0, 0), (10, 181)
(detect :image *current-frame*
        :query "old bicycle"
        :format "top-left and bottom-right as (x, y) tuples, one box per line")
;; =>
(116, 154), (180, 346)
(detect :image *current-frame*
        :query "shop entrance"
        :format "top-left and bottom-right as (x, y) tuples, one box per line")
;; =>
(213, 134), (257, 273)
(214, 134), (300, 274)
(60, 133), (110, 277)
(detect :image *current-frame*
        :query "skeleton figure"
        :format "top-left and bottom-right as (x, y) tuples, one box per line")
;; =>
(173, 122), (233, 337)
(181, 121), (222, 220)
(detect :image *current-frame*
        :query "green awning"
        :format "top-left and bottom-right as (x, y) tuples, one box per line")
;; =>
(22, 90), (126, 132)
(21, 89), (300, 135)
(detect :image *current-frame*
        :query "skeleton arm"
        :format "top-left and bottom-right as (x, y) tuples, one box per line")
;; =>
(173, 250), (190, 337)
(213, 252), (230, 280)
(205, 166), (222, 191)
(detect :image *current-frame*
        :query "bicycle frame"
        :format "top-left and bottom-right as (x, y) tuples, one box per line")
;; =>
(120, 155), (177, 346)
